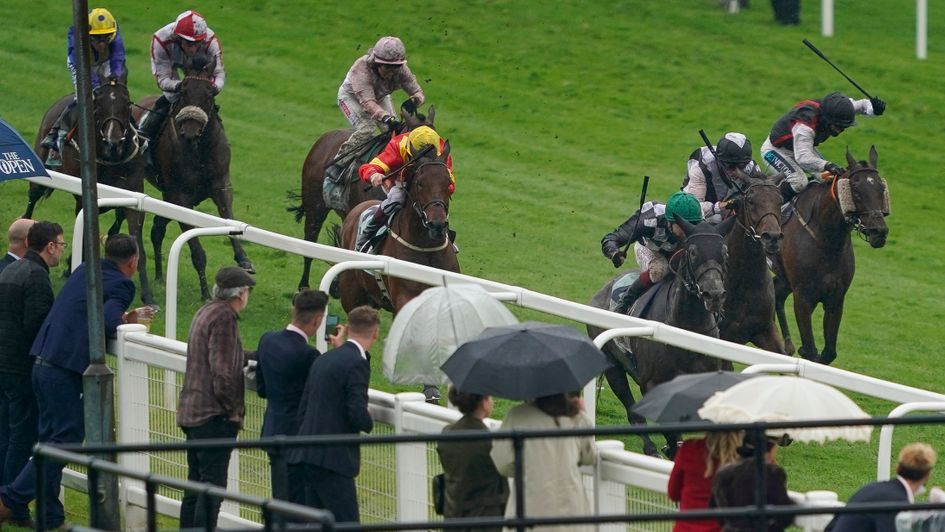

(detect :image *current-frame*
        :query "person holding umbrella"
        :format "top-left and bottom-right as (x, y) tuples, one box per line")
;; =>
(668, 430), (743, 532)
(490, 392), (597, 532)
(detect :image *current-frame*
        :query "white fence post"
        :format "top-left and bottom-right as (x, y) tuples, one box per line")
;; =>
(822, 0), (834, 37)
(115, 325), (151, 530)
(595, 440), (628, 532)
(394, 392), (430, 521)
(917, 0), (928, 59)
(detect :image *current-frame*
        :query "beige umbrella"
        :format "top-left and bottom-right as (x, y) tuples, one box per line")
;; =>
(697, 375), (872, 443)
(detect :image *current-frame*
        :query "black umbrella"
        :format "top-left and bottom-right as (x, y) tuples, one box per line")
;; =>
(440, 321), (609, 401)
(630, 371), (758, 422)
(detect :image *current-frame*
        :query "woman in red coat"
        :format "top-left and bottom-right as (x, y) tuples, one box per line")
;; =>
(667, 431), (742, 532)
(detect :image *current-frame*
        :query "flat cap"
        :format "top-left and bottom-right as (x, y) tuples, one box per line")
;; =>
(215, 266), (256, 289)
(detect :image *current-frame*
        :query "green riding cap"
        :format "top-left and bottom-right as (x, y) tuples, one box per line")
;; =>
(665, 191), (704, 223)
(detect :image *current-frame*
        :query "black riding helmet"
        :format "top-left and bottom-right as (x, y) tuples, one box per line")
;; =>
(820, 92), (856, 128)
(716, 132), (753, 166)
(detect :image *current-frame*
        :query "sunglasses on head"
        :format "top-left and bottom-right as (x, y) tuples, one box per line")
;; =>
(768, 434), (794, 447)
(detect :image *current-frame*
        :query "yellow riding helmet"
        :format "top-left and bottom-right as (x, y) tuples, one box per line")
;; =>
(406, 126), (442, 157)
(88, 8), (117, 39)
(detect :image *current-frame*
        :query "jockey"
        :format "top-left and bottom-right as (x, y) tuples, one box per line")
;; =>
(760, 91), (886, 202)
(602, 192), (704, 315)
(325, 36), (425, 183)
(138, 10), (225, 145)
(355, 125), (454, 252)
(41, 8), (127, 167)
(682, 132), (763, 223)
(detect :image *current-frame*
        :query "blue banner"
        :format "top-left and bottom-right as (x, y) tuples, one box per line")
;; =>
(0, 118), (49, 181)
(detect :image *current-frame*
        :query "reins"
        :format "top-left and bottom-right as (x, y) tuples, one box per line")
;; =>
(388, 158), (452, 253)
(732, 183), (781, 242)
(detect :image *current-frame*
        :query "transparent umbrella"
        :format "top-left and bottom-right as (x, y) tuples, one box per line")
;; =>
(382, 284), (518, 385)
(697, 376), (872, 443)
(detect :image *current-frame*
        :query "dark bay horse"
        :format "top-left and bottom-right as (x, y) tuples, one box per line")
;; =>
(718, 173), (785, 352)
(774, 147), (889, 364)
(293, 105), (436, 289)
(588, 216), (736, 457)
(27, 79), (154, 304)
(337, 143), (458, 312)
(132, 51), (253, 300)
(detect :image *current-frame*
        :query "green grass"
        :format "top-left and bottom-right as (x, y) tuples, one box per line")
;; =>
(3, 0), (945, 524)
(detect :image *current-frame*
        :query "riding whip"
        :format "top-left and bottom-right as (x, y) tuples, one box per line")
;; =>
(621, 175), (650, 254)
(802, 39), (874, 99)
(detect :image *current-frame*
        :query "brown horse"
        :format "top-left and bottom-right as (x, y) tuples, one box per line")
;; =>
(132, 51), (253, 300)
(774, 147), (889, 364)
(27, 79), (154, 304)
(718, 173), (785, 352)
(337, 143), (458, 312)
(293, 105), (436, 289)
(588, 216), (736, 457)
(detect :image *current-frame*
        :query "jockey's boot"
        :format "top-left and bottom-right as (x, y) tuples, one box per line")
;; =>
(324, 162), (343, 184)
(356, 209), (386, 253)
(614, 275), (651, 316)
(41, 128), (59, 151)
(44, 130), (66, 168)
(778, 180), (798, 205)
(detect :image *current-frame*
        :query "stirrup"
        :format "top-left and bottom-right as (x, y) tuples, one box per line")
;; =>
(45, 150), (63, 168)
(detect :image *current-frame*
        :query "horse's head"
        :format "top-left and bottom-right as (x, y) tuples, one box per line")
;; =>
(91, 79), (133, 162)
(727, 171), (784, 254)
(405, 142), (452, 242)
(174, 51), (217, 142)
(401, 100), (435, 130)
(839, 146), (889, 248)
(674, 215), (737, 313)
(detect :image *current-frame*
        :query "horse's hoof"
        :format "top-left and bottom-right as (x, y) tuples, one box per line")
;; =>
(239, 261), (256, 275)
(817, 353), (837, 365)
(642, 445), (661, 458)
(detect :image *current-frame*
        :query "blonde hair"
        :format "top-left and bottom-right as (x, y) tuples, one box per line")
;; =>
(897, 443), (937, 481)
(704, 430), (743, 477)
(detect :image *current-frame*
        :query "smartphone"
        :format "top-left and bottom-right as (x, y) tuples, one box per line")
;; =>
(324, 313), (340, 341)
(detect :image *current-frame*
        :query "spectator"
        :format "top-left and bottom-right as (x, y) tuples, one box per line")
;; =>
(176, 266), (254, 530)
(490, 392), (598, 532)
(0, 219), (35, 274)
(0, 221), (63, 526)
(287, 306), (379, 524)
(709, 434), (796, 532)
(771, 0), (800, 24)
(668, 431), (743, 532)
(256, 289), (343, 506)
(826, 442), (937, 532)
(436, 386), (509, 531)
(0, 234), (139, 530)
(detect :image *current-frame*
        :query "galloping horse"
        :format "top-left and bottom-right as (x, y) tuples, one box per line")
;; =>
(718, 173), (785, 352)
(28, 78), (154, 304)
(337, 143), (458, 312)
(132, 51), (253, 300)
(774, 147), (889, 364)
(293, 105), (436, 289)
(588, 216), (736, 457)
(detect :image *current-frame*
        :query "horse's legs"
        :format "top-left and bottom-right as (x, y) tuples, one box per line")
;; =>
(210, 184), (254, 273)
(602, 362), (659, 456)
(107, 208), (126, 237)
(124, 209), (153, 305)
(751, 321), (787, 354)
(178, 221), (211, 301)
(793, 295), (820, 361)
(23, 184), (50, 219)
(819, 299), (845, 365)
(298, 202), (330, 289)
(151, 215), (171, 282)
(773, 277), (795, 356)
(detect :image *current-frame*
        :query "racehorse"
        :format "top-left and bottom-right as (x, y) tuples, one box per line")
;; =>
(774, 147), (889, 364)
(588, 216), (736, 457)
(27, 78), (154, 304)
(717, 172), (785, 352)
(132, 50), (253, 301)
(292, 104), (436, 289)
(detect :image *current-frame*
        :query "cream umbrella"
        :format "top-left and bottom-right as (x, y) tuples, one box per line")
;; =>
(697, 375), (872, 443)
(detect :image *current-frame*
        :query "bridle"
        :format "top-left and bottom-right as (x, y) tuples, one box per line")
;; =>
(91, 82), (140, 166)
(172, 75), (216, 137)
(831, 167), (888, 242)
(671, 233), (726, 299)
(406, 160), (450, 230)
(731, 183), (781, 242)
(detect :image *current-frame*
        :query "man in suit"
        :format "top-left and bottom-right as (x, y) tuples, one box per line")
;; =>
(288, 306), (379, 524)
(256, 289), (343, 506)
(0, 219), (35, 275)
(177, 266), (255, 531)
(0, 234), (141, 529)
(826, 442), (937, 532)
(0, 221), (63, 527)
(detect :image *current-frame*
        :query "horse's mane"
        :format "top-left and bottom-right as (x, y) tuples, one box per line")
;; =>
(186, 49), (215, 76)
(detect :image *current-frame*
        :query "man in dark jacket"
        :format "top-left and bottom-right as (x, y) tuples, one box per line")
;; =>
(0, 234), (139, 529)
(288, 306), (379, 524)
(0, 221), (63, 526)
(256, 289), (343, 506)
(825, 442), (936, 532)
(0, 219), (35, 275)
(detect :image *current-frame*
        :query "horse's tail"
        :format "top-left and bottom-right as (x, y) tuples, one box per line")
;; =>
(286, 190), (304, 223)
(329, 223), (342, 248)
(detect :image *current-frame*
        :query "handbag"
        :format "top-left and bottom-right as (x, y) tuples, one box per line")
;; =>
(432, 473), (446, 515)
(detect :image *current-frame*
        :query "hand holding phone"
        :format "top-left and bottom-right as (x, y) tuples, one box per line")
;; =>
(324, 313), (340, 342)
